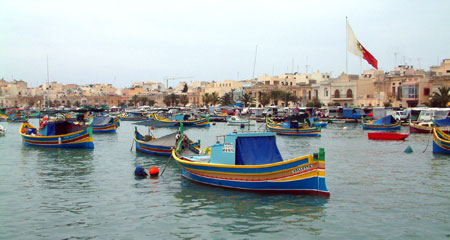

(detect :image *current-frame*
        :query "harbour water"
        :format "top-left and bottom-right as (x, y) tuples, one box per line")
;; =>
(0, 120), (449, 239)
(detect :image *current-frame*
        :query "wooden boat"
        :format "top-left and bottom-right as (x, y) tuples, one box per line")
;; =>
(368, 132), (409, 140)
(309, 117), (328, 128)
(433, 127), (450, 154)
(266, 118), (321, 136)
(226, 115), (256, 126)
(19, 121), (94, 148)
(150, 114), (210, 127)
(362, 115), (401, 130)
(119, 112), (149, 121)
(172, 132), (329, 196)
(134, 127), (200, 156)
(91, 116), (119, 133)
(410, 119), (450, 134)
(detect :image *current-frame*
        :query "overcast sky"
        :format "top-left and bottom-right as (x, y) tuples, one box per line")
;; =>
(1, 0), (449, 88)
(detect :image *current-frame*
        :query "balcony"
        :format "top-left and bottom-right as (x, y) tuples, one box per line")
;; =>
(331, 94), (353, 101)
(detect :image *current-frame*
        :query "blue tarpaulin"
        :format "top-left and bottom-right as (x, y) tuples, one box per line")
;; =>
(235, 136), (283, 165)
(91, 117), (113, 126)
(373, 115), (396, 125)
(435, 118), (450, 127)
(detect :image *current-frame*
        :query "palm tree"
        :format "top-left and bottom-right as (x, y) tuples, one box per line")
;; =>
(281, 91), (293, 107)
(131, 95), (139, 107)
(169, 93), (178, 106)
(210, 92), (220, 106)
(139, 96), (148, 106)
(240, 93), (254, 107)
(220, 92), (233, 106)
(259, 92), (271, 107)
(179, 95), (189, 106)
(202, 93), (211, 106)
(270, 90), (283, 106)
(431, 86), (450, 107)
(163, 95), (172, 106)
(148, 99), (155, 106)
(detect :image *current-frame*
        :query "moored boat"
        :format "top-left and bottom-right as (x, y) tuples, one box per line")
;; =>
(368, 132), (409, 140)
(172, 131), (329, 196)
(433, 127), (450, 154)
(91, 116), (119, 133)
(362, 115), (401, 130)
(266, 118), (321, 136)
(19, 121), (94, 148)
(226, 115), (256, 126)
(151, 114), (210, 127)
(410, 118), (450, 134)
(134, 127), (199, 156)
(0, 125), (6, 136)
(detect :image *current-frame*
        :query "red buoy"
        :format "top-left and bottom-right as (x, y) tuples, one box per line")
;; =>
(149, 166), (159, 177)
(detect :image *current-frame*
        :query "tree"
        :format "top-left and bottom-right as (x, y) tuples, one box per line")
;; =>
(210, 92), (220, 106)
(148, 99), (155, 106)
(240, 93), (254, 107)
(163, 95), (172, 106)
(130, 95), (139, 107)
(430, 86), (450, 107)
(169, 93), (179, 106)
(182, 83), (188, 93)
(179, 95), (189, 106)
(66, 100), (71, 107)
(74, 101), (81, 107)
(220, 92), (234, 106)
(202, 93), (211, 106)
(27, 99), (35, 107)
(139, 97), (149, 106)
(259, 92), (271, 107)
(281, 91), (294, 107)
(270, 90), (283, 106)
(307, 97), (322, 108)
(383, 101), (392, 107)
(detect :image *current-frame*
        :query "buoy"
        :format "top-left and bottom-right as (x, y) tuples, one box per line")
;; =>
(149, 166), (159, 177)
(134, 166), (148, 177)
(343, 127), (348, 130)
(150, 126), (155, 130)
(405, 145), (413, 153)
(212, 122), (216, 126)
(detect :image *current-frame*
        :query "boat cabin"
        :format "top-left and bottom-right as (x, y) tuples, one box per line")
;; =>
(207, 132), (283, 166)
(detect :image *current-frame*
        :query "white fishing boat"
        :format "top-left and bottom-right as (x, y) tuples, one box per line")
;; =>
(226, 115), (256, 126)
(0, 125), (6, 136)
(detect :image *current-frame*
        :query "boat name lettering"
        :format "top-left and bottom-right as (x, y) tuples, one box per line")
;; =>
(222, 142), (234, 153)
(292, 165), (312, 173)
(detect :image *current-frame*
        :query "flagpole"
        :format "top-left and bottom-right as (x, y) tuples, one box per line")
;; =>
(346, 16), (348, 74)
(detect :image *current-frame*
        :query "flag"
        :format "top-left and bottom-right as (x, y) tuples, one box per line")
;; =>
(347, 21), (378, 69)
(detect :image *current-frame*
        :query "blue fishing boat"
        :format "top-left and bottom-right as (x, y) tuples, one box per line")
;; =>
(134, 127), (199, 156)
(19, 121), (94, 148)
(150, 114), (210, 127)
(172, 131), (329, 196)
(433, 127), (450, 154)
(266, 118), (321, 136)
(91, 116), (119, 133)
(362, 115), (401, 130)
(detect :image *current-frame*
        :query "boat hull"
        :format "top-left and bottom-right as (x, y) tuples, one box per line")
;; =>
(368, 132), (409, 140)
(174, 153), (329, 196)
(92, 123), (117, 133)
(20, 122), (94, 148)
(362, 120), (401, 130)
(433, 127), (450, 154)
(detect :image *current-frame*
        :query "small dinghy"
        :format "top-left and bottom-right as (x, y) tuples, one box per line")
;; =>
(0, 125), (6, 136)
(368, 132), (409, 140)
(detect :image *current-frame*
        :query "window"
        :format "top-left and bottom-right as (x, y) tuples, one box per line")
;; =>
(335, 89), (340, 98)
(424, 88), (430, 96)
(346, 89), (352, 98)
(324, 88), (328, 97)
(402, 85), (418, 99)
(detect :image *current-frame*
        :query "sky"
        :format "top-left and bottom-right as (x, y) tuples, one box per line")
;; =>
(1, 0), (449, 88)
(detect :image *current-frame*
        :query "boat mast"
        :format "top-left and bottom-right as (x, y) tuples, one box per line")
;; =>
(45, 55), (50, 109)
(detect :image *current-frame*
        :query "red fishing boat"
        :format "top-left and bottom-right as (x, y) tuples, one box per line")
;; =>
(368, 132), (409, 140)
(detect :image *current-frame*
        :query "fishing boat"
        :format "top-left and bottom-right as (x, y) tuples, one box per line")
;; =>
(226, 115), (256, 126)
(409, 118), (450, 133)
(119, 111), (149, 121)
(172, 131), (329, 196)
(432, 127), (450, 154)
(266, 118), (321, 136)
(19, 120), (94, 148)
(91, 116), (119, 133)
(134, 119), (178, 127)
(368, 132), (409, 140)
(150, 114), (210, 127)
(0, 125), (6, 136)
(309, 117), (328, 128)
(361, 115), (401, 130)
(134, 127), (200, 156)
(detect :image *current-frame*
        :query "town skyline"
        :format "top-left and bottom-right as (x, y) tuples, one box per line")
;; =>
(1, 0), (449, 88)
